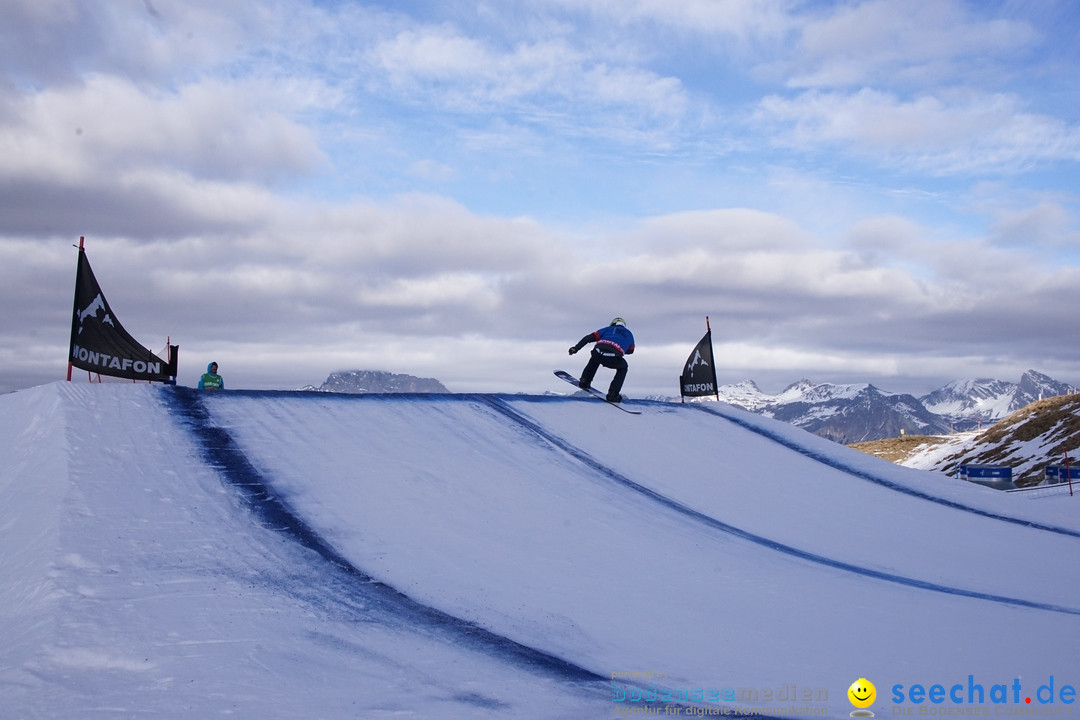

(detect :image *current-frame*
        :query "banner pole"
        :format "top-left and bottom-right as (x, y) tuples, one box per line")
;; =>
(66, 236), (86, 382)
(706, 316), (719, 401)
(1065, 450), (1074, 497)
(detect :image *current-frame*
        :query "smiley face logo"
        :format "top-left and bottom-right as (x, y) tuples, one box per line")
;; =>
(848, 678), (876, 709)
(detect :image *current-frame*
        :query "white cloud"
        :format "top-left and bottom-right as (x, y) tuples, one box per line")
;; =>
(632, 208), (811, 252)
(0, 74), (324, 185)
(536, 0), (792, 40)
(373, 27), (496, 88)
(288, 193), (560, 274)
(4, 0), (79, 24)
(407, 159), (456, 182)
(989, 202), (1080, 249)
(790, 0), (1036, 88)
(754, 88), (1080, 174)
(6, 195), (1080, 395)
(354, 273), (502, 310)
(368, 24), (689, 139)
(1, 0), (1079, 398)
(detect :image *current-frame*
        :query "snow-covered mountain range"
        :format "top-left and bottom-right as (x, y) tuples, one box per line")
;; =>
(300, 369), (449, 394)
(859, 392), (1080, 488)
(920, 371), (1076, 424)
(716, 370), (1077, 444)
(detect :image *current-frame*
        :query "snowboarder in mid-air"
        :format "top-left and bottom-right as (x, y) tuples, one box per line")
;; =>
(568, 317), (635, 403)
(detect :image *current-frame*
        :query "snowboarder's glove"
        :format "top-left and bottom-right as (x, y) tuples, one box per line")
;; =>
(568, 346), (578, 355)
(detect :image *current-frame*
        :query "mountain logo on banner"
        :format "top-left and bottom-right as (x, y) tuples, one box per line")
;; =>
(685, 347), (710, 374)
(67, 238), (178, 383)
(76, 294), (115, 333)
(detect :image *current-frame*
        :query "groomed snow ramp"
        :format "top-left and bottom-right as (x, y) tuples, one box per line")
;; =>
(2, 383), (1079, 719)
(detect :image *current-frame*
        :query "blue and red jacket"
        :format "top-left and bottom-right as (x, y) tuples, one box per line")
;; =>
(576, 325), (635, 356)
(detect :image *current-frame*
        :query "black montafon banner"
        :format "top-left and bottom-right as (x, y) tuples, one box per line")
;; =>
(68, 245), (178, 381)
(680, 329), (718, 399)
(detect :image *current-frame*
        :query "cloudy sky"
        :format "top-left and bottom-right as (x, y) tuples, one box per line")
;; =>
(2, 0), (1079, 397)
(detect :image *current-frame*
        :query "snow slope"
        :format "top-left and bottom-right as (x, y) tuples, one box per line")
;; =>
(3, 382), (1079, 718)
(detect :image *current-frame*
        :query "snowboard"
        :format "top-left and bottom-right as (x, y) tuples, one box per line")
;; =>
(554, 370), (641, 414)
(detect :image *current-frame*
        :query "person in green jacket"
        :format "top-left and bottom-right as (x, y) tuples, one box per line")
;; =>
(198, 361), (224, 390)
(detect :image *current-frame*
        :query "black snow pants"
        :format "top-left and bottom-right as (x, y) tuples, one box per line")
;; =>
(579, 348), (628, 397)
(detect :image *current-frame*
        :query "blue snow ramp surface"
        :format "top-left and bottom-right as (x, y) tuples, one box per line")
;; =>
(162, 386), (605, 681)
(170, 389), (1080, 710)
(5, 382), (1079, 719)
